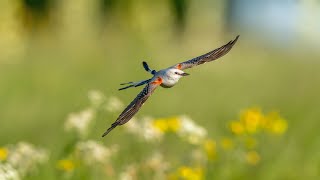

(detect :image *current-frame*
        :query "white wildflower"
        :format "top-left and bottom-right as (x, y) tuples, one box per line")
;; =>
(177, 116), (207, 145)
(75, 140), (118, 166)
(119, 164), (137, 180)
(125, 117), (163, 142)
(88, 90), (106, 108)
(64, 108), (95, 136)
(144, 152), (169, 180)
(0, 163), (20, 180)
(105, 96), (124, 112)
(6, 142), (48, 177)
(124, 117), (140, 135)
(142, 117), (164, 142)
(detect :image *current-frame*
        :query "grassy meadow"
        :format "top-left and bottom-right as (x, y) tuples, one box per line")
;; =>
(0, 0), (320, 179)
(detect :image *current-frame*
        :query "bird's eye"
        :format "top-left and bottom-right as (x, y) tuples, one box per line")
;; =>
(174, 72), (178, 75)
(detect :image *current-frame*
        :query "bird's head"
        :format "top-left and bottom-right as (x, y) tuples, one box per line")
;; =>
(168, 68), (190, 79)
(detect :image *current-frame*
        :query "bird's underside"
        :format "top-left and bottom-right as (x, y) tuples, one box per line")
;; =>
(102, 35), (239, 137)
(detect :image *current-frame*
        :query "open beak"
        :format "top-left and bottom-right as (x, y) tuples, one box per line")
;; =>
(181, 72), (190, 76)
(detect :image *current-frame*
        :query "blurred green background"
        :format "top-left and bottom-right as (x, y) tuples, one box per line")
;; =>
(0, 0), (320, 179)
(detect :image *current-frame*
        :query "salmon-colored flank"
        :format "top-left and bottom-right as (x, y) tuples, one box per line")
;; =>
(152, 77), (163, 85)
(176, 63), (182, 69)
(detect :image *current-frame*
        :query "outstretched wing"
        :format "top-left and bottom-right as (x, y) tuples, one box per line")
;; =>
(172, 35), (239, 70)
(102, 79), (161, 137)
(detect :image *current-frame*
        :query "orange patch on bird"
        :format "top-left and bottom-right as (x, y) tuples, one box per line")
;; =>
(176, 63), (182, 69)
(152, 77), (163, 85)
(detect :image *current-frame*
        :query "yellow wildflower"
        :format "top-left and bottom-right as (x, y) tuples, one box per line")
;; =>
(152, 117), (181, 133)
(269, 118), (287, 135)
(203, 139), (216, 160)
(241, 108), (264, 134)
(178, 166), (204, 180)
(229, 121), (245, 135)
(0, 147), (8, 161)
(152, 119), (168, 132)
(167, 117), (181, 132)
(245, 151), (260, 165)
(57, 159), (75, 172)
(265, 112), (288, 135)
(221, 137), (234, 150)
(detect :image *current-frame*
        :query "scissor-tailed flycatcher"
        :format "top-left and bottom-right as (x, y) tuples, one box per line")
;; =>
(102, 35), (239, 137)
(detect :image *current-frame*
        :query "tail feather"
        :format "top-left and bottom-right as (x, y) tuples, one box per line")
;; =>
(119, 85), (134, 91)
(120, 82), (133, 85)
(118, 79), (151, 91)
(134, 79), (150, 87)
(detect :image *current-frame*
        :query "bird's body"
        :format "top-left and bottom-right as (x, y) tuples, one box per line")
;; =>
(157, 68), (185, 88)
(102, 35), (239, 137)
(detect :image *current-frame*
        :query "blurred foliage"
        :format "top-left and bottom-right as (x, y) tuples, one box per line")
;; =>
(19, 0), (189, 32)
(100, 0), (116, 17)
(20, 0), (56, 30)
(23, 0), (51, 14)
(170, 0), (189, 30)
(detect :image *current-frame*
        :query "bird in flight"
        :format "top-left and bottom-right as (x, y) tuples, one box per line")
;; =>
(102, 35), (239, 137)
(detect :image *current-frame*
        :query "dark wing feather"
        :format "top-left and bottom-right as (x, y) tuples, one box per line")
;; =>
(102, 82), (159, 137)
(173, 35), (239, 70)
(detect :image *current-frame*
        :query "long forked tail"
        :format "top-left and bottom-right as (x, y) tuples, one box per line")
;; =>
(119, 79), (151, 91)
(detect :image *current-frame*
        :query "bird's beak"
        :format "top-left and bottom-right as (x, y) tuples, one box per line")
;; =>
(181, 72), (190, 76)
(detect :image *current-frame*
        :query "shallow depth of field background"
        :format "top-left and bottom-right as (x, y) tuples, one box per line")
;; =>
(0, 0), (320, 179)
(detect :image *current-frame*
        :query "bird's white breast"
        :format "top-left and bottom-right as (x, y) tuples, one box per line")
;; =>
(158, 69), (179, 88)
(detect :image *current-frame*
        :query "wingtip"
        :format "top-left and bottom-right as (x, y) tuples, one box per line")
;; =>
(101, 128), (112, 137)
(230, 35), (240, 45)
(102, 121), (120, 137)
(101, 132), (108, 137)
(234, 35), (240, 41)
